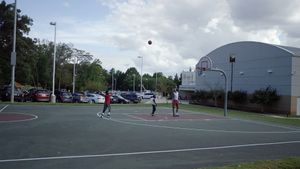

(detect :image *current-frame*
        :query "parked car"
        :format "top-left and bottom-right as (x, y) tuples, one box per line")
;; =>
(111, 95), (130, 104)
(72, 92), (89, 103)
(0, 85), (24, 102)
(142, 92), (155, 99)
(121, 93), (141, 103)
(31, 89), (50, 102)
(55, 90), (73, 103)
(86, 93), (105, 104)
(24, 88), (38, 102)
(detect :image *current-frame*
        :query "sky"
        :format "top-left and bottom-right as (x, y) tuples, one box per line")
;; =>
(5, 0), (300, 76)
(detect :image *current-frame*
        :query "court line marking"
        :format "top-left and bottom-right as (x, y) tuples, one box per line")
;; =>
(0, 105), (9, 112)
(128, 107), (300, 131)
(0, 105), (38, 123)
(125, 113), (147, 121)
(0, 112), (38, 123)
(0, 140), (299, 163)
(97, 113), (300, 134)
(232, 118), (300, 131)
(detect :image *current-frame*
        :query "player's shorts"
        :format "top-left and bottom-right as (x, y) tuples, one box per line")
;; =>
(172, 100), (179, 109)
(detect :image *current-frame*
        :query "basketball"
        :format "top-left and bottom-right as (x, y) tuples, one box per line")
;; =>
(148, 40), (152, 45)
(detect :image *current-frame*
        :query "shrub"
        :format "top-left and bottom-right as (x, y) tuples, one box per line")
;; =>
(191, 90), (211, 101)
(229, 90), (248, 104)
(250, 86), (280, 112)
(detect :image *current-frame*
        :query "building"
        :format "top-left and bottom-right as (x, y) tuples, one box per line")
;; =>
(179, 70), (196, 100)
(181, 41), (300, 115)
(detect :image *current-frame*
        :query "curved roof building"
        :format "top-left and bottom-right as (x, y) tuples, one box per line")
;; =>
(195, 41), (300, 115)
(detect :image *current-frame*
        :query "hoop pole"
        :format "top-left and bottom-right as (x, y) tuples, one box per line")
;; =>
(211, 69), (228, 116)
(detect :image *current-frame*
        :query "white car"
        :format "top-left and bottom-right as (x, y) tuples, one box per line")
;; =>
(142, 93), (155, 99)
(86, 93), (105, 104)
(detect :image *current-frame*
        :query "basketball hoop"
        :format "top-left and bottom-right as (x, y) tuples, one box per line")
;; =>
(195, 56), (212, 76)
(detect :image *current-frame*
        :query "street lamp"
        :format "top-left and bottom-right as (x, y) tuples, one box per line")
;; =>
(133, 74), (135, 92)
(138, 56), (143, 94)
(50, 21), (57, 103)
(72, 56), (77, 94)
(111, 69), (114, 92)
(10, 0), (17, 103)
(229, 54), (236, 92)
(114, 78), (117, 91)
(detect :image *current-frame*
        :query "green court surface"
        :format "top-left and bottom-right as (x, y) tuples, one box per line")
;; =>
(0, 104), (299, 169)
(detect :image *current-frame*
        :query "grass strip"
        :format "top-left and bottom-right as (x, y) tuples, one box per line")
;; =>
(203, 156), (300, 169)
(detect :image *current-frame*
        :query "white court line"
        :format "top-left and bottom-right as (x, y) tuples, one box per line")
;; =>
(232, 118), (300, 131)
(97, 113), (300, 134)
(0, 105), (9, 112)
(0, 140), (299, 163)
(0, 112), (38, 123)
(172, 107), (300, 131)
(125, 113), (148, 121)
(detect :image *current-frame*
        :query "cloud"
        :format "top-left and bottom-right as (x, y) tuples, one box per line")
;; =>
(30, 0), (300, 76)
(98, 0), (300, 75)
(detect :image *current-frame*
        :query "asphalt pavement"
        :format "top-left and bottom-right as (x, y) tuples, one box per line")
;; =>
(0, 104), (300, 169)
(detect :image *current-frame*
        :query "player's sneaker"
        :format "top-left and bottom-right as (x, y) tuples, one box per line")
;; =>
(100, 113), (104, 118)
(107, 112), (111, 118)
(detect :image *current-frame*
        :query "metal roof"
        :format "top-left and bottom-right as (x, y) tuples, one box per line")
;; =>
(274, 45), (300, 57)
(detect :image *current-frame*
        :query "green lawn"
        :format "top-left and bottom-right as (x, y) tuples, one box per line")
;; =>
(203, 157), (300, 169)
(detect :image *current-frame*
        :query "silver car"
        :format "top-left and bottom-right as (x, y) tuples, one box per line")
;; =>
(86, 93), (105, 104)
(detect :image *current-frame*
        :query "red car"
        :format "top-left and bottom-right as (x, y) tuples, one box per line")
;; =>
(31, 89), (50, 102)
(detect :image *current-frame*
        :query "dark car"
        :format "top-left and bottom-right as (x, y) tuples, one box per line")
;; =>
(31, 89), (50, 102)
(72, 92), (89, 103)
(0, 85), (24, 102)
(55, 91), (73, 103)
(24, 88), (38, 102)
(111, 95), (130, 104)
(120, 93), (141, 103)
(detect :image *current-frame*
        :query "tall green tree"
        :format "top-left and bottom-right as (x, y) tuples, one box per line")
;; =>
(122, 67), (140, 91)
(76, 59), (108, 91)
(0, 1), (34, 85)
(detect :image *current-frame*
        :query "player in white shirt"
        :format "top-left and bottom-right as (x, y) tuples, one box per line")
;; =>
(151, 95), (157, 116)
(172, 89), (179, 117)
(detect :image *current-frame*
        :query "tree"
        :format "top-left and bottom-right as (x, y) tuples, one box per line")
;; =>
(76, 59), (107, 91)
(126, 67), (139, 91)
(0, 1), (34, 85)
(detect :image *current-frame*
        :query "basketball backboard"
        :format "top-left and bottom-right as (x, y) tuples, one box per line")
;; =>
(196, 56), (213, 75)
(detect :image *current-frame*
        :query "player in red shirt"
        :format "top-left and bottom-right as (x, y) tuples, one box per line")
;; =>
(101, 90), (111, 118)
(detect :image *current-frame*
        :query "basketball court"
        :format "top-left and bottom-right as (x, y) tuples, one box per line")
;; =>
(0, 104), (300, 169)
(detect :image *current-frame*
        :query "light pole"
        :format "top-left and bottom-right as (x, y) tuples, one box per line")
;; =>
(155, 73), (157, 93)
(229, 55), (236, 93)
(50, 22), (57, 103)
(111, 69), (114, 92)
(138, 56), (143, 94)
(72, 56), (77, 94)
(133, 74), (135, 92)
(10, 0), (17, 103)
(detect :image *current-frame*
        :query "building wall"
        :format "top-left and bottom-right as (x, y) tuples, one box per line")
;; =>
(179, 71), (196, 100)
(292, 57), (300, 96)
(196, 42), (292, 96)
(194, 41), (298, 114)
(181, 71), (196, 86)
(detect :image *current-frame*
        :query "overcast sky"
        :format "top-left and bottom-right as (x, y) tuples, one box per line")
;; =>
(6, 0), (300, 76)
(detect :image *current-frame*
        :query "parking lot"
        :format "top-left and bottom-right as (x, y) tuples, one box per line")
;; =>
(0, 104), (300, 169)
